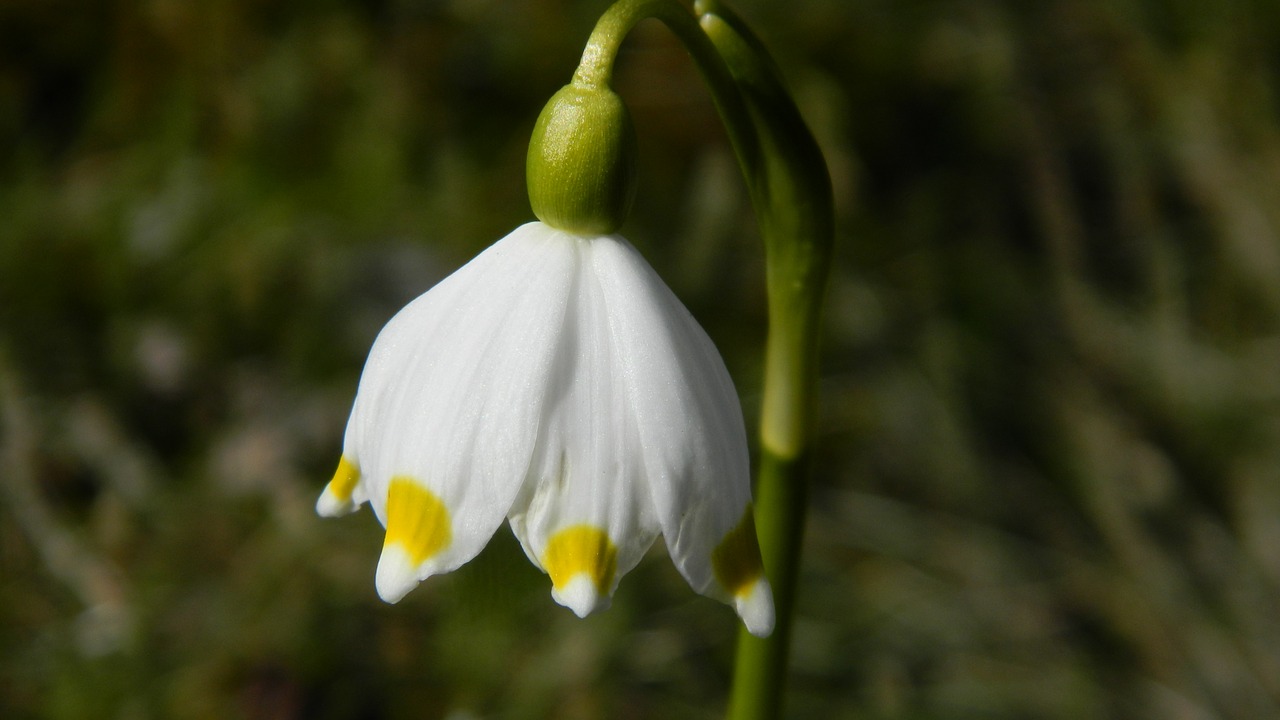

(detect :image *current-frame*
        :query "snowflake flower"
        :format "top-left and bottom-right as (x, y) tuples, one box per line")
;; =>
(317, 221), (773, 637)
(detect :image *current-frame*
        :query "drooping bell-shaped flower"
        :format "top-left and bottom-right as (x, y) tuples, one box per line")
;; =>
(317, 221), (772, 636)
(317, 78), (774, 637)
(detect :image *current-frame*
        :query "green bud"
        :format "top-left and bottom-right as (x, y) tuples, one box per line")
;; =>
(527, 83), (637, 236)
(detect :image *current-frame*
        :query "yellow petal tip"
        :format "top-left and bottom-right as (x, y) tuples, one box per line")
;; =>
(380, 477), (452, 588)
(734, 576), (775, 637)
(316, 456), (362, 517)
(542, 525), (618, 608)
(711, 505), (766, 598)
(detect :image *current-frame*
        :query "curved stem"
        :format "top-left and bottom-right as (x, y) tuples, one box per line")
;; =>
(571, 0), (761, 184)
(574, 3), (833, 718)
(695, 4), (833, 719)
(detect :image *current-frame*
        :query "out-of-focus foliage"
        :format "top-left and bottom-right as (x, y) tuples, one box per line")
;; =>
(3, 0), (1280, 718)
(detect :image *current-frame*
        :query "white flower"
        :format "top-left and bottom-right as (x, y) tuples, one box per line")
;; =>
(316, 221), (774, 637)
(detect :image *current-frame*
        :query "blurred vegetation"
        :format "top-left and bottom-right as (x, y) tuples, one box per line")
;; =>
(3, 0), (1280, 718)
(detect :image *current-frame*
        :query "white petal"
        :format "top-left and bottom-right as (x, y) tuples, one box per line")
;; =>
(589, 234), (770, 628)
(374, 543), (420, 603)
(315, 456), (367, 517)
(507, 231), (661, 617)
(341, 222), (576, 600)
(734, 576), (776, 638)
(554, 574), (609, 618)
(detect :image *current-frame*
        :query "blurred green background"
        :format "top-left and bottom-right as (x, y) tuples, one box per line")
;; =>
(3, 0), (1280, 717)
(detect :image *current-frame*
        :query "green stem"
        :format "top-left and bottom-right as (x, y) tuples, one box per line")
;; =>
(576, 2), (833, 718)
(695, 4), (832, 719)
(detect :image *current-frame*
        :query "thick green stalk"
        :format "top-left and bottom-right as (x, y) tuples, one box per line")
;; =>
(693, 3), (832, 719)
(572, 2), (833, 717)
